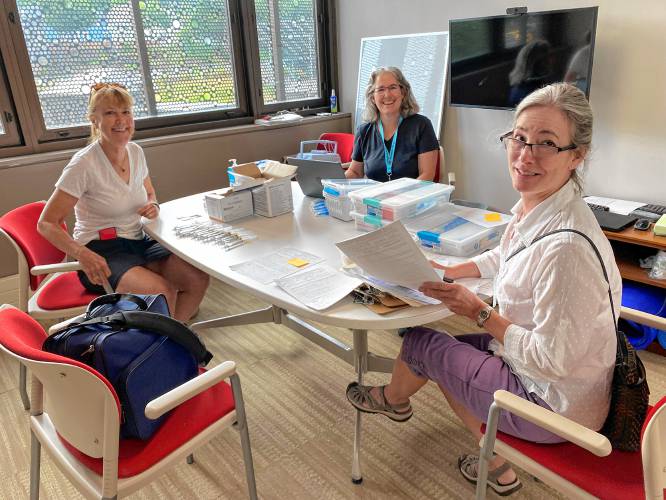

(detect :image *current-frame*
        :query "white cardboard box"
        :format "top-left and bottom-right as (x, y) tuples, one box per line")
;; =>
(204, 188), (253, 222)
(228, 161), (296, 217)
(251, 178), (293, 217)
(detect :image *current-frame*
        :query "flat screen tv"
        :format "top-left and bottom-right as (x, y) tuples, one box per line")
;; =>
(449, 7), (598, 109)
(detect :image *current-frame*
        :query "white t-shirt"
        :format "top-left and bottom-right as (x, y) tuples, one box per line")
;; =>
(56, 141), (149, 244)
(471, 180), (621, 430)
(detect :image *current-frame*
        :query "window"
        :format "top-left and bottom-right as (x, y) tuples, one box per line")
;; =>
(254, 0), (321, 105)
(0, 0), (336, 156)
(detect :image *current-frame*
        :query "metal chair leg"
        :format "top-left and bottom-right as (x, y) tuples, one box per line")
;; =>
(19, 364), (30, 410)
(30, 430), (41, 500)
(231, 374), (258, 500)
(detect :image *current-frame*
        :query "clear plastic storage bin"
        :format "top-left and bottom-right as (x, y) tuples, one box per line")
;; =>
(321, 178), (379, 221)
(350, 211), (389, 232)
(321, 178), (379, 198)
(323, 193), (355, 221)
(416, 214), (504, 256)
(349, 177), (454, 221)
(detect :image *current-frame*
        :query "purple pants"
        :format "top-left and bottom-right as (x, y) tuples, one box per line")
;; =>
(401, 327), (565, 444)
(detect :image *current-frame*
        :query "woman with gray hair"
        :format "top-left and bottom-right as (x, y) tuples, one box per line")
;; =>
(346, 83), (619, 496)
(346, 67), (439, 181)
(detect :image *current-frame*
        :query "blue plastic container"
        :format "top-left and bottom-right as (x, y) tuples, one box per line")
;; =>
(620, 281), (666, 350)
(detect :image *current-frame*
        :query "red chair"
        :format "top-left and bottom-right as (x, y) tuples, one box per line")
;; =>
(435, 145), (444, 182)
(318, 132), (355, 164)
(0, 201), (110, 410)
(0, 305), (258, 499)
(475, 308), (666, 500)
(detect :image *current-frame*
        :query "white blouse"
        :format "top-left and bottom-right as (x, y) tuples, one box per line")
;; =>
(55, 141), (149, 244)
(471, 180), (621, 430)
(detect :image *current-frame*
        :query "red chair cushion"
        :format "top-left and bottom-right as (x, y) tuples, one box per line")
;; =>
(0, 202), (66, 290)
(35, 272), (99, 310)
(0, 308), (120, 412)
(491, 427), (647, 500)
(319, 132), (355, 163)
(62, 370), (236, 478)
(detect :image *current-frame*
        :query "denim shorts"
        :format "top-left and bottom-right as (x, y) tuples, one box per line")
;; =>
(77, 236), (171, 293)
(401, 327), (566, 443)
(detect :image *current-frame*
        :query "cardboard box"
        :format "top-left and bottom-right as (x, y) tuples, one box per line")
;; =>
(227, 160), (297, 217)
(204, 188), (253, 222)
(252, 178), (293, 217)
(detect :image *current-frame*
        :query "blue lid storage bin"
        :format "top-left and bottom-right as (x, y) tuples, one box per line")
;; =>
(620, 281), (666, 350)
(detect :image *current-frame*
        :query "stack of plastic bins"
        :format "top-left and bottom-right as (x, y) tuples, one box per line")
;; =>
(321, 179), (379, 221)
(348, 178), (454, 231)
(415, 211), (506, 257)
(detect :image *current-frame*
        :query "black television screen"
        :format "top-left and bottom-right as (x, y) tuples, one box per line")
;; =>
(449, 7), (598, 109)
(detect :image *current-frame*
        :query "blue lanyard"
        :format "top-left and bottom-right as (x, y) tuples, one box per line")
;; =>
(378, 116), (402, 181)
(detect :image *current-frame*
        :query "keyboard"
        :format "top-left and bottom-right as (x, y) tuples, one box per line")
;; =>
(640, 204), (666, 215)
(629, 209), (662, 222)
(586, 203), (609, 212)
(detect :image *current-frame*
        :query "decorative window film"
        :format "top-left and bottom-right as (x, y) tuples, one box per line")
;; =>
(16, 0), (237, 130)
(254, 0), (320, 105)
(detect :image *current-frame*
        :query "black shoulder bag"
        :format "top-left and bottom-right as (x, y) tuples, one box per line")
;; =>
(506, 229), (649, 451)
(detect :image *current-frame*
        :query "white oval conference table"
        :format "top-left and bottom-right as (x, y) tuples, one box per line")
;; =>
(144, 182), (455, 484)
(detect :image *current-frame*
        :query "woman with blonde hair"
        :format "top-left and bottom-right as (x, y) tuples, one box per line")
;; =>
(346, 67), (439, 182)
(38, 83), (209, 321)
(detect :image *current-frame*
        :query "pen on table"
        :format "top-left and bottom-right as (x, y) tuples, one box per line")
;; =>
(442, 276), (455, 283)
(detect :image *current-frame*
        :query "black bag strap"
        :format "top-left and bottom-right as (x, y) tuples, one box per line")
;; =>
(86, 293), (148, 316)
(60, 310), (213, 366)
(504, 228), (637, 377)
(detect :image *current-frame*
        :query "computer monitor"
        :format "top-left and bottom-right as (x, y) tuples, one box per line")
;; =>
(449, 7), (598, 109)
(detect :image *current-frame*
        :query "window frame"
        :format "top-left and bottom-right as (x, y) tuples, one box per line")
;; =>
(244, 0), (333, 115)
(0, 0), (337, 158)
(0, 65), (21, 147)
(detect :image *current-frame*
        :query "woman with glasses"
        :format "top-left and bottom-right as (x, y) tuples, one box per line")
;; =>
(38, 83), (209, 322)
(345, 67), (439, 182)
(346, 83), (620, 496)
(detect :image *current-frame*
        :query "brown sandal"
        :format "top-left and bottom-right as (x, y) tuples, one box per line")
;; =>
(345, 382), (413, 422)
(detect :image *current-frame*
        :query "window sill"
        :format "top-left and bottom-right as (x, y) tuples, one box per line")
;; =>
(0, 113), (351, 170)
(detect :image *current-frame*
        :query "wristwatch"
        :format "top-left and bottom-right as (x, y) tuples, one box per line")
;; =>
(476, 304), (494, 328)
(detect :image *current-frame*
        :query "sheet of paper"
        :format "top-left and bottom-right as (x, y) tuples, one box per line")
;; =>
(335, 221), (440, 290)
(342, 266), (440, 306)
(230, 247), (323, 284)
(430, 257), (494, 297)
(361, 274), (441, 306)
(583, 196), (645, 215)
(453, 206), (512, 228)
(276, 264), (363, 311)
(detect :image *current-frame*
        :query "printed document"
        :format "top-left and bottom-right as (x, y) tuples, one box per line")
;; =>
(230, 247), (323, 284)
(584, 196), (644, 215)
(335, 221), (440, 290)
(276, 264), (363, 310)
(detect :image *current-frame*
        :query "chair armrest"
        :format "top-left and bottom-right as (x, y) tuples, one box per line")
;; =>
(48, 313), (87, 335)
(30, 261), (83, 275)
(620, 306), (666, 331)
(492, 390), (612, 457)
(145, 360), (237, 420)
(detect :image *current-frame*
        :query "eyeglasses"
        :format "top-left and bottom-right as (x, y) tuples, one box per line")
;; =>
(500, 132), (577, 159)
(89, 82), (127, 100)
(373, 84), (402, 95)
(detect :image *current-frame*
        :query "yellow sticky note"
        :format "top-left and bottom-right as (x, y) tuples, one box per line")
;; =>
(288, 258), (309, 267)
(484, 212), (502, 222)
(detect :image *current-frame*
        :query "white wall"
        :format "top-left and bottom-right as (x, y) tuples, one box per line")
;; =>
(337, 0), (666, 212)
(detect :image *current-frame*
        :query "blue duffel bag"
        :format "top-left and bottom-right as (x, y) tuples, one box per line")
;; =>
(43, 293), (213, 440)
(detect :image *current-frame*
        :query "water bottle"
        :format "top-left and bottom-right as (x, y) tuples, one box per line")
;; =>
(330, 89), (338, 114)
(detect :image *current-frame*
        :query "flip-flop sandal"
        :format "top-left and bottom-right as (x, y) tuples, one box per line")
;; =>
(346, 382), (413, 422)
(458, 454), (522, 496)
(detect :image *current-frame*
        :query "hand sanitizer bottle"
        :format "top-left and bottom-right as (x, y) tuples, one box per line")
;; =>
(330, 89), (338, 113)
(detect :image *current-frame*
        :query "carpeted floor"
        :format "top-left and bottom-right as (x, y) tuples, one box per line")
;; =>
(0, 279), (664, 499)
